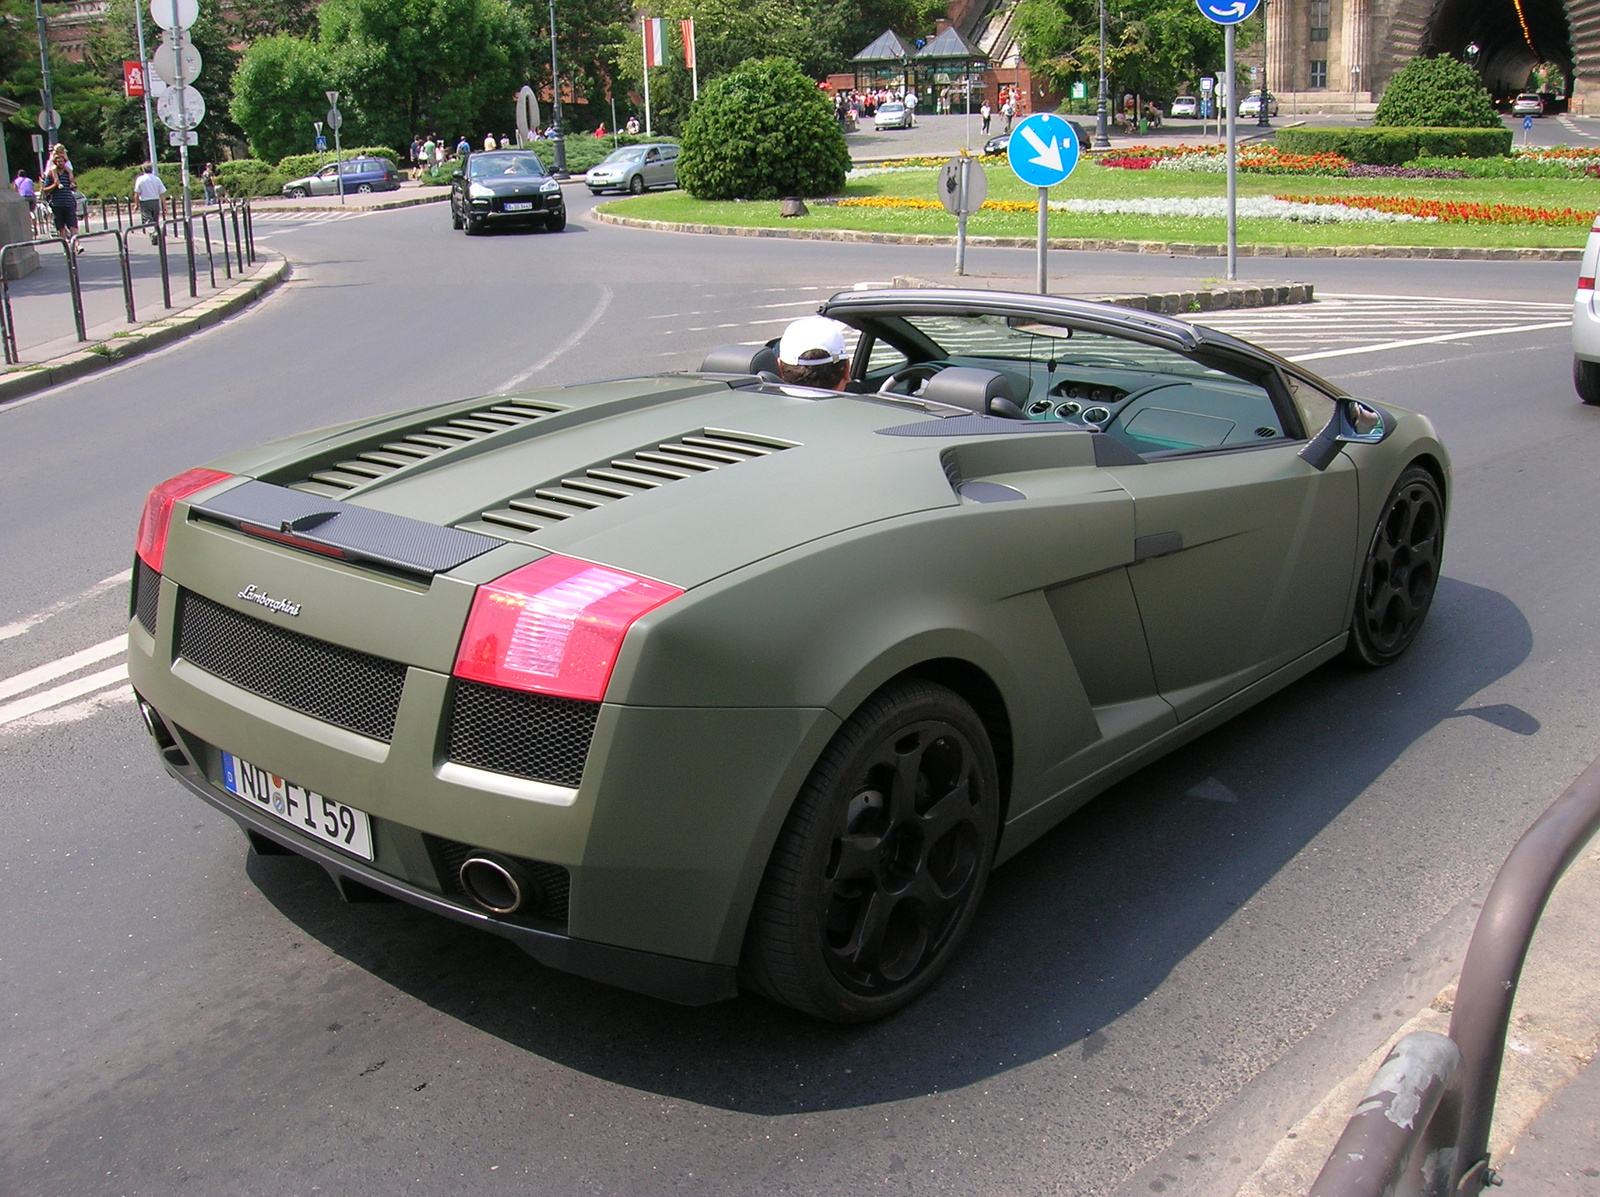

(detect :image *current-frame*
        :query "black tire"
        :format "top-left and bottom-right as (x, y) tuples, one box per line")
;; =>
(628, 174), (645, 195)
(464, 217), (483, 236)
(1575, 356), (1600, 405)
(546, 210), (566, 232)
(741, 679), (1000, 1022)
(451, 203), (463, 230)
(1345, 465), (1444, 667)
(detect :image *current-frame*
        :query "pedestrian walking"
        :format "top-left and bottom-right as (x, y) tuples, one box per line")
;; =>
(201, 163), (217, 205)
(39, 145), (80, 245)
(625, 115), (640, 135)
(133, 162), (167, 244)
(483, 132), (497, 151)
(1002, 98), (1015, 133)
(455, 135), (470, 157)
(12, 169), (34, 211)
(980, 101), (992, 135)
(410, 136), (424, 176)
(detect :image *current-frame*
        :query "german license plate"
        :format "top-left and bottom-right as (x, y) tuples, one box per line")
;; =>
(504, 201), (533, 211)
(221, 752), (374, 861)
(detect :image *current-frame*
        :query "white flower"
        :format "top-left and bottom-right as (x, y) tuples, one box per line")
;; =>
(1048, 196), (1432, 223)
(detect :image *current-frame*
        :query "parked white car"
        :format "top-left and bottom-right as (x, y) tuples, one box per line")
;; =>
(874, 102), (914, 130)
(1574, 218), (1600, 403)
(1170, 95), (1199, 118)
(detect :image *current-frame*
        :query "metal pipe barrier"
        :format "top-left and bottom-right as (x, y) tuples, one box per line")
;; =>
(197, 213), (216, 289)
(0, 237), (89, 363)
(72, 229), (137, 325)
(1309, 753), (1600, 1197)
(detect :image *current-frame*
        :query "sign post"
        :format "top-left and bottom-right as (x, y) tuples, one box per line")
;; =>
(1200, 76), (1214, 137)
(1006, 112), (1080, 294)
(1195, 0), (1260, 281)
(939, 154), (988, 275)
(326, 91), (344, 204)
(152, 0), (201, 293)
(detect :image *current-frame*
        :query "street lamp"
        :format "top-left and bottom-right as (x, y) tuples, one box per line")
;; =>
(1256, 0), (1271, 127)
(548, 0), (568, 177)
(1094, 0), (1110, 147)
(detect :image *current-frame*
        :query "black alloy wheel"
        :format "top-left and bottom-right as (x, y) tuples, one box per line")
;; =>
(628, 174), (645, 195)
(742, 679), (999, 1022)
(1575, 356), (1600, 405)
(1346, 465), (1444, 666)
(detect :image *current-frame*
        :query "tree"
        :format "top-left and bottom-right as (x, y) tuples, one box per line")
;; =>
(0, 0), (119, 171)
(229, 0), (320, 43)
(1373, 54), (1501, 129)
(507, 0), (632, 130)
(229, 35), (330, 162)
(1015, 0), (1254, 101)
(678, 57), (849, 199)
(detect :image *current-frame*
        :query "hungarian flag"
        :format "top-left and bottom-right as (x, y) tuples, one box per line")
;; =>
(643, 17), (666, 68)
(680, 18), (696, 70)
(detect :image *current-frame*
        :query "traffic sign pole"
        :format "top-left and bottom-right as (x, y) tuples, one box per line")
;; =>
(956, 157), (969, 275)
(1037, 187), (1049, 293)
(132, 4), (158, 171)
(1005, 113), (1080, 296)
(328, 92), (343, 205)
(1225, 24), (1237, 280)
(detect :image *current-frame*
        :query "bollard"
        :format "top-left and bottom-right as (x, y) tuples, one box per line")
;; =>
(199, 214), (216, 289)
(218, 207), (232, 279)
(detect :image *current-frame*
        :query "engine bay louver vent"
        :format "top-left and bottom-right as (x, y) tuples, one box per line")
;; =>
(287, 397), (568, 499)
(457, 427), (800, 540)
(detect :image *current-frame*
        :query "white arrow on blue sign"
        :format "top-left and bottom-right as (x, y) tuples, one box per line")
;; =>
(1196, 0), (1259, 24)
(1006, 113), (1081, 188)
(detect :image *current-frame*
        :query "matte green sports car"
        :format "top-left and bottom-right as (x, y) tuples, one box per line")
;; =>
(128, 289), (1449, 1022)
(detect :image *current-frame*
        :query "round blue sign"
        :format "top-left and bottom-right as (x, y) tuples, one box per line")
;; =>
(1006, 113), (1081, 189)
(1196, 0), (1260, 24)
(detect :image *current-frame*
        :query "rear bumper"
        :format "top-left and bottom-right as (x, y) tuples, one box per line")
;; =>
(154, 722), (739, 1006)
(1575, 292), (1600, 361)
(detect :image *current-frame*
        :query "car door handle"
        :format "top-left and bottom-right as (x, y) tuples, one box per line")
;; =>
(1134, 531), (1183, 562)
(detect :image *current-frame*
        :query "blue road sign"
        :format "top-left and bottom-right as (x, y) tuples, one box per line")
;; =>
(315, 135), (327, 151)
(1007, 113), (1081, 188)
(1196, 0), (1260, 24)
(1523, 115), (1535, 131)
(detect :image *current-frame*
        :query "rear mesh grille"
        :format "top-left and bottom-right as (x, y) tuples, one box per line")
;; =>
(425, 835), (570, 926)
(456, 427), (799, 540)
(287, 397), (568, 499)
(175, 591), (407, 741)
(447, 680), (597, 788)
(133, 557), (160, 636)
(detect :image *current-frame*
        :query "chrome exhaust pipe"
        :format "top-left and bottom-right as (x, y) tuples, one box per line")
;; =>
(459, 853), (542, 916)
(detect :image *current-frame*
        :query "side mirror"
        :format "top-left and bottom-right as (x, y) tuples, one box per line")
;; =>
(1300, 398), (1391, 471)
(451, 170), (465, 180)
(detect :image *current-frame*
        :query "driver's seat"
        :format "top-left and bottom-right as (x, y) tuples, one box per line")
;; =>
(922, 367), (1025, 418)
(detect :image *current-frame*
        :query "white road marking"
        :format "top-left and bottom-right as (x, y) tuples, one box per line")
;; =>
(1, 683), (135, 735)
(493, 285), (614, 392)
(1293, 320), (1571, 362)
(0, 570), (131, 641)
(0, 663), (129, 727)
(0, 634), (126, 701)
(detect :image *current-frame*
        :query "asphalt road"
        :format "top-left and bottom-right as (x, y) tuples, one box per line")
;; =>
(0, 192), (1593, 1197)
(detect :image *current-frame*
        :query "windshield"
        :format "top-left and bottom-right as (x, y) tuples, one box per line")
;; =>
(896, 313), (1234, 379)
(467, 153), (547, 180)
(601, 148), (646, 164)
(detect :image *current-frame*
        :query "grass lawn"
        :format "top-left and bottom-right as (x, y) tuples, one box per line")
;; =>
(600, 162), (1596, 248)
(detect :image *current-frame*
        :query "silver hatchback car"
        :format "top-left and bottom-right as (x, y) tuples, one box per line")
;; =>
(586, 143), (679, 195)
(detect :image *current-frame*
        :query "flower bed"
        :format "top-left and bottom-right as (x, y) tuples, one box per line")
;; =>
(1282, 194), (1595, 226)
(834, 195), (1429, 222)
(1346, 164), (1468, 179)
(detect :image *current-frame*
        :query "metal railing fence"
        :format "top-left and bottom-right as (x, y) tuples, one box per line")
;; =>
(1310, 753), (1600, 1196)
(0, 199), (256, 365)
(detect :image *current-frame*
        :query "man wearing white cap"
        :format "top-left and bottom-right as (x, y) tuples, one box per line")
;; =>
(776, 316), (851, 391)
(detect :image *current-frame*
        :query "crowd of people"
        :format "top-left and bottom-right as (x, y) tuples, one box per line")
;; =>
(832, 83), (1028, 132)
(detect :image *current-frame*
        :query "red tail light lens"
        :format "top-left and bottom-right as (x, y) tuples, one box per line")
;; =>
(135, 468), (232, 573)
(453, 554), (683, 702)
(1580, 276), (1596, 291)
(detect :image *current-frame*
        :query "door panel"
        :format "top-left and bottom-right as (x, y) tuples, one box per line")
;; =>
(1105, 448), (1357, 720)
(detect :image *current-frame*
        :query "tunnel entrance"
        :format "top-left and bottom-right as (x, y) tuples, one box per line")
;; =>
(1425, 0), (1574, 97)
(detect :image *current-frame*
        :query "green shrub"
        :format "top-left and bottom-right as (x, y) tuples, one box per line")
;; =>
(1411, 153), (1592, 177)
(275, 147), (402, 179)
(1277, 125), (1510, 163)
(214, 159), (285, 198)
(677, 57), (849, 199)
(75, 164), (187, 198)
(1374, 55), (1501, 128)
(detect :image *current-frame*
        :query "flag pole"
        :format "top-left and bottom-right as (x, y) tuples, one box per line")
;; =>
(642, 27), (652, 136)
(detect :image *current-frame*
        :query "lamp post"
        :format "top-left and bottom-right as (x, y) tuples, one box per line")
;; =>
(547, 0), (567, 177)
(1256, 0), (1271, 127)
(32, 0), (55, 152)
(1094, 0), (1110, 147)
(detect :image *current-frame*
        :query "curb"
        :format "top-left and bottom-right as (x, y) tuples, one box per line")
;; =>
(1232, 839), (1600, 1196)
(0, 253), (289, 405)
(254, 192), (448, 215)
(886, 272), (1315, 313)
(590, 210), (1583, 261)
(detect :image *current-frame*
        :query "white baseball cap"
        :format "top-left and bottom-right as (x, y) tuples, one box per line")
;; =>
(777, 317), (849, 367)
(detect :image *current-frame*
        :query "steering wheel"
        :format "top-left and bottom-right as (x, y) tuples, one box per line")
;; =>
(881, 363), (944, 395)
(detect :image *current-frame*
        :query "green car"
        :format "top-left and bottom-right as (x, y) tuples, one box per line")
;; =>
(128, 289), (1449, 1022)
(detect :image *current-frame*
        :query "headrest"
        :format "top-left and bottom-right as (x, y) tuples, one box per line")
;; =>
(922, 367), (1024, 419)
(700, 344), (779, 376)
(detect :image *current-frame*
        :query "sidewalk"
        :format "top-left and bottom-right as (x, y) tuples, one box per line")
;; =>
(248, 179), (451, 214)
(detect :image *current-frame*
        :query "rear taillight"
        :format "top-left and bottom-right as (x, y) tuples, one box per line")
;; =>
(135, 468), (231, 573)
(1580, 276), (1595, 291)
(453, 554), (683, 702)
